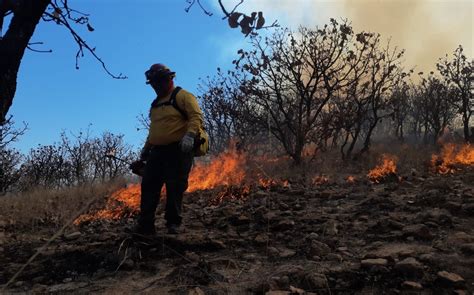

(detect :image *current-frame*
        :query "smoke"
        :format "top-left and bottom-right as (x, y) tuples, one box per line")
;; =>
(217, 0), (473, 72)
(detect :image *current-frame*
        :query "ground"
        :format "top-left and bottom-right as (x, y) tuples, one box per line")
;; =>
(1, 168), (473, 294)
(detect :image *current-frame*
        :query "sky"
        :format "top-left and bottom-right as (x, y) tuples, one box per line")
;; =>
(8, 0), (473, 153)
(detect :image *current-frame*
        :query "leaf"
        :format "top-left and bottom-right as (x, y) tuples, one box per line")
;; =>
(228, 12), (241, 29)
(87, 23), (95, 32)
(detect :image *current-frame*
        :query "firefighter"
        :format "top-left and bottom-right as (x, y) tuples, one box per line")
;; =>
(131, 63), (203, 235)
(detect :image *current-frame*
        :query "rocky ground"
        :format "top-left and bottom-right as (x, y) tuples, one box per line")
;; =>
(1, 168), (474, 294)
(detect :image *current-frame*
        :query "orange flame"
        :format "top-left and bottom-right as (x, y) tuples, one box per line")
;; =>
(188, 149), (246, 191)
(367, 154), (398, 183)
(431, 143), (474, 174)
(346, 175), (356, 183)
(75, 148), (256, 224)
(312, 175), (329, 185)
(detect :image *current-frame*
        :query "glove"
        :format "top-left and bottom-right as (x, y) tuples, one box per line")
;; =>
(129, 160), (146, 176)
(179, 132), (195, 153)
(139, 146), (151, 161)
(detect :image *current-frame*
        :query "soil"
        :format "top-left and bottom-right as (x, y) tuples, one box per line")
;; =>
(1, 168), (473, 294)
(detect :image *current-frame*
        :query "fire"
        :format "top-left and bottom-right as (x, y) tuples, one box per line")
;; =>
(188, 149), (246, 191)
(367, 154), (398, 183)
(346, 175), (356, 183)
(75, 148), (264, 224)
(431, 143), (474, 174)
(312, 175), (329, 185)
(74, 184), (141, 224)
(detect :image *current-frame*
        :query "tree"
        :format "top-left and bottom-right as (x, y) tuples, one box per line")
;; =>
(0, 116), (26, 194)
(0, 0), (275, 124)
(415, 74), (457, 144)
(437, 45), (473, 142)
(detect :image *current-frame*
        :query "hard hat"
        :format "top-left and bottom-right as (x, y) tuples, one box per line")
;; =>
(145, 63), (176, 84)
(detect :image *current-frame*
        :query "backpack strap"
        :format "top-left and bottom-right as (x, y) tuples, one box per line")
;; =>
(150, 86), (187, 119)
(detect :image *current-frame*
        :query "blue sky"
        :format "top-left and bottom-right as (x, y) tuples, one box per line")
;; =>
(10, 0), (251, 152)
(8, 0), (473, 153)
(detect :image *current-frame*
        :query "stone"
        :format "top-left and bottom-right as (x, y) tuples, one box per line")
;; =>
(361, 258), (388, 268)
(309, 240), (331, 257)
(394, 257), (424, 277)
(272, 219), (295, 231)
(63, 231), (82, 240)
(254, 234), (268, 245)
(265, 291), (290, 295)
(324, 219), (339, 235)
(267, 246), (280, 257)
(436, 271), (465, 288)
(189, 287), (205, 295)
(459, 243), (474, 255)
(461, 203), (474, 215)
(402, 281), (423, 290)
(326, 253), (342, 262)
(289, 285), (305, 294)
(278, 248), (296, 258)
(306, 232), (319, 240)
(303, 273), (328, 290)
(402, 224), (433, 240)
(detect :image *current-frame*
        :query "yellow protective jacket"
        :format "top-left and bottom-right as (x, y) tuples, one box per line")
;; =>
(145, 87), (203, 146)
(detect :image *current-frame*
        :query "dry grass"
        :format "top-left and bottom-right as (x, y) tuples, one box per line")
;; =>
(250, 142), (441, 185)
(0, 179), (127, 231)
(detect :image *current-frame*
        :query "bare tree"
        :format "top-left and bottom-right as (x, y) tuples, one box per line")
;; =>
(414, 74), (458, 144)
(0, 0), (274, 124)
(437, 45), (473, 142)
(0, 116), (26, 194)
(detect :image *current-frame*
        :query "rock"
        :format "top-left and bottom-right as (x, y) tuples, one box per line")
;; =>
(461, 203), (474, 215)
(230, 214), (250, 225)
(265, 291), (290, 295)
(272, 219), (295, 231)
(63, 231), (82, 240)
(402, 224), (434, 240)
(459, 243), (474, 255)
(254, 233), (268, 245)
(305, 232), (319, 240)
(402, 281), (423, 290)
(267, 247), (280, 257)
(48, 282), (88, 292)
(185, 251), (200, 262)
(448, 232), (474, 244)
(324, 219), (339, 235)
(189, 287), (205, 295)
(394, 257), (424, 277)
(289, 285), (305, 294)
(326, 253), (342, 262)
(309, 240), (331, 257)
(361, 258), (388, 268)
(436, 271), (465, 288)
(62, 278), (73, 283)
(278, 248), (296, 258)
(303, 273), (328, 290)
(14, 281), (24, 287)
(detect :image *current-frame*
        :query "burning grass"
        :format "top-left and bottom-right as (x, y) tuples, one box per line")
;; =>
(431, 143), (474, 174)
(367, 154), (398, 183)
(74, 143), (474, 225)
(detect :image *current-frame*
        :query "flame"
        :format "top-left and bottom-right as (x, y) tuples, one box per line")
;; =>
(431, 143), (474, 174)
(312, 175), (329, 185)
(75, 148), (260, 224)
(74, 185), (141, 224)
(367, 154), (398, 183)
(346, 175), (356, 183)
(188, 149), (246, 191)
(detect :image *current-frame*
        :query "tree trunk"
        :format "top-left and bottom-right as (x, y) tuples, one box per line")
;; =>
(462, 113), (470, 143)
(0, 0), (50, 123)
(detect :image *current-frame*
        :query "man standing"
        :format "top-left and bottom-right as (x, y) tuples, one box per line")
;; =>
(133, 63), (203, 235)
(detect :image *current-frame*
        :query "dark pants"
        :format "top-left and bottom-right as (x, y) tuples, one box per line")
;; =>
(138, 142), (193, 228)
